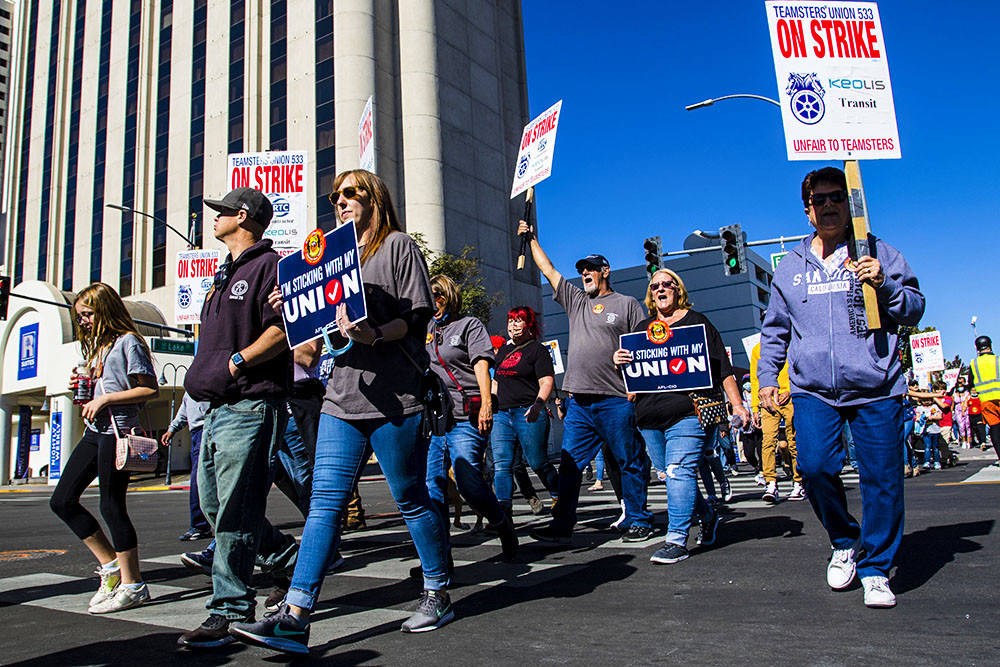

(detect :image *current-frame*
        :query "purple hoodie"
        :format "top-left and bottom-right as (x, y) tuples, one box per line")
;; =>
(758, 234), (924, 407)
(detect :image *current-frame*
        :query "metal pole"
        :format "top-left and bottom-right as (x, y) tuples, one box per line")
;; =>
(165, 368), (176, 485)
(685, 94), (781, 111)
(9, 293), (194, 337)
(106, 204), (194, 248)
(662, 233), (810, 257)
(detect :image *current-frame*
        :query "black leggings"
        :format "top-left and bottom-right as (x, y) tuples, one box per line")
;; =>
(50, 429), (137, 552)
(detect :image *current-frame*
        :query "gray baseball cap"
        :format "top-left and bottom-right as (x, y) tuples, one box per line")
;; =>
(204, 187), (274, 229)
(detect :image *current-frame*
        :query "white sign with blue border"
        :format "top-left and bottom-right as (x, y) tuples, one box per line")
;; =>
(619, 324), (714, 393)
(277, 221), (367, 349)
(18, 323), (39, 380)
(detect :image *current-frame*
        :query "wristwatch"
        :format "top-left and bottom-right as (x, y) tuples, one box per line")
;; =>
(231, 352), (247, 372)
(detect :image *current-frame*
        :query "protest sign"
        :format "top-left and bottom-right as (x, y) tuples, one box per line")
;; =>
(277, 223), (367, 349)
(542, 339), (565, 375)
(359, 96), (376, 172)
(510, 100), (562, 199)
(619, 324), (714, 394)
(910, 330), (945, 374)
(943, 368), (960, 391)
(741, 333), (762, 363)
(764, 1), (900, 160)
(175, 249), (221, 325)
(227, 151), (308, 256)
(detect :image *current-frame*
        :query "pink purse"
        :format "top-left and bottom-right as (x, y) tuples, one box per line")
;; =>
(100, 378), (159, 472)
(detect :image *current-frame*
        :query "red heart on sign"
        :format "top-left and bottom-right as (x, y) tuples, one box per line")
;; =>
(668, 358), (686, 374)
(325, 279), (343, 304)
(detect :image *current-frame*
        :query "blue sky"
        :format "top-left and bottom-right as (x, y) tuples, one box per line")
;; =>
(522, 1), (999, 365)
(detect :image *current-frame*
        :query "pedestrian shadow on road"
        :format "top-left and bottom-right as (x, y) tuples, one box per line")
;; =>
(890, 519), (994, 594)
(6, 632), (246, 666)
(712, 514), (805, 547)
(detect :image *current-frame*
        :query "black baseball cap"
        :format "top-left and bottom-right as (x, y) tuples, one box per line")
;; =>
(204, 187), (274, 229)
(575, 254), (610, 272)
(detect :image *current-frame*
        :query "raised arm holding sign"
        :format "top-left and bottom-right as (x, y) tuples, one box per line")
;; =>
(511, 100), (562, 271)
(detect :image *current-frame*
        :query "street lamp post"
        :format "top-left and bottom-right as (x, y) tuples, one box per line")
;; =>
(158, 362), (189, 485)
(971, 316), (979, 339)
(106, 204), (196, 248)
(685, 94), (781, 111)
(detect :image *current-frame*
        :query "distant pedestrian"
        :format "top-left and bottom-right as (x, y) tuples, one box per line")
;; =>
(969, 336), (1000, 464)
(162, 394), (211, 541)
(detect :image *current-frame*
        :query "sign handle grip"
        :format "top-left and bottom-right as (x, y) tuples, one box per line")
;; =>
(517, 187), (535, 271)
(843, 160), (882, 330)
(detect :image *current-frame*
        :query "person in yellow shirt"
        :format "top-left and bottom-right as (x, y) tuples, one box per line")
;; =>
(970, 335), (1000, 465)
(751, 342), (805, 502)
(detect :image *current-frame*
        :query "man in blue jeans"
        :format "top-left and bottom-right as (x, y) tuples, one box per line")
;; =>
(178, 187), (292, 648)
(517, 220), (654, 543)
(759, 167), (924, 608)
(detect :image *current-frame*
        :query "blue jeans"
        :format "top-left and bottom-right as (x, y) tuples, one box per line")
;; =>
(594, 451), (605, 480)
(642, 416), (715, 546)
(552, 395), (652, 530)
(792, 394), (904, 579)
(188, 427), (210, 531)
(286, 413), (449, 609)
(922, 433), (939, 466)
(843, 422), (857, 468)
(428, 420), (504, 526)
(198, 399), (286, 619)
(902, 416), (915, 467)
(491, 408), (558, 506)
(272, 411), (313, 518)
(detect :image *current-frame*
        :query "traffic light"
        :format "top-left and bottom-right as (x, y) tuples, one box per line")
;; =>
(643, 236), (662, 276)
(0, 276), (9, 320)
(719, 224), (747, 276)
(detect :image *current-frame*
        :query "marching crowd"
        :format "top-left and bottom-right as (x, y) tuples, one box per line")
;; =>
(45, 165), (997, 655)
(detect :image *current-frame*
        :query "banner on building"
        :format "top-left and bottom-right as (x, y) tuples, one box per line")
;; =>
(15, 406), (31, 479)
(510, 100), (563, 199)
(910, 330), (945, 374)
(359, 96), (376, 172)
(764, 1), (900, 160)
(619, 324), (714, 394)
(542, 339), (565, 375)
(174, 249), (222, 325)
(18, 323), (39, 380)
(227, 151), (308, 256)
(49, 411), (62, 482)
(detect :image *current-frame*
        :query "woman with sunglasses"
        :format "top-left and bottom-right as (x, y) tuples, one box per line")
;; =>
(231, 170), (452, 654)
(425, 275), (518, 560)
(490, 305), (558, 514)
(613, 269), (748, 565)
(50, 282), (159, 613)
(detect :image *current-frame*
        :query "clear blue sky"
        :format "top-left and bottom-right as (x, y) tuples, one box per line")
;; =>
(522, 1), (999, 365)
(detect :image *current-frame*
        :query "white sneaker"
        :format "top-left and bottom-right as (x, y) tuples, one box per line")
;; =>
(754, 473), (766, 486)
(827, 545), (857, 590)
(787, 482), (806, 501)
(89, 567), (121, 608)
(610, 500), (627, 531)
(762, 481), (779, 503)
(89, 583), (151, 614)
(861, 575), (896, 608)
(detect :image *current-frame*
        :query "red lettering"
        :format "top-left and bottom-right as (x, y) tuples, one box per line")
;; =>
(778, 19), (807, 57)
(865, 21), (881, 57)
(178, 260), (188, 279)
(810, 20), (825, 57)
(254, 166), (264, 190)
(848, 21), (868, 57)
(833, 21), (849, 57)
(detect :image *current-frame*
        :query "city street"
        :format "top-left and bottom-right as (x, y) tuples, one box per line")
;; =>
(1, 451), (997, 666)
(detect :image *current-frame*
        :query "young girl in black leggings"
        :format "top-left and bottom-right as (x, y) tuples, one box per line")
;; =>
(49, 282), (158, 613)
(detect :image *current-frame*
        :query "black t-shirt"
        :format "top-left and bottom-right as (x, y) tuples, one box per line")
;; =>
(633, 310), (733, 431)
(495, 339), (555, 410)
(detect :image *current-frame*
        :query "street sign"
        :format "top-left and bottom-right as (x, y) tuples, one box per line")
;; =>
(227, 150), (308, 257)
(359, 95), (376, 172)
(510, 100), (563, 199)
(764, 1), (900, 160)
(152, 338), (196, 356)
(770, 251), (788, 270)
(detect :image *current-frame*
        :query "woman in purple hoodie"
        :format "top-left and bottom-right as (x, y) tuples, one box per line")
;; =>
(758, 167), (924, 610)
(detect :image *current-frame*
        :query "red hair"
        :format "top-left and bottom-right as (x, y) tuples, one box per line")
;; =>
(507, 306), (541, 340)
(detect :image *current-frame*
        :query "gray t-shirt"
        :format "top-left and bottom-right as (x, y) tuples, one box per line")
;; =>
(89, 333), (156, 435)
(322, 232), (434, 420)
(427, 315), (494, 421)
(555, 279), (645, 397)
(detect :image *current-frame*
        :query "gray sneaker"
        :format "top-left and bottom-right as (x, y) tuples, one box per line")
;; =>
(89, 567), (121, 608)
(650, 543), (689, 564)
(401, 589), (454, 633)
(89, 583), (151, 614)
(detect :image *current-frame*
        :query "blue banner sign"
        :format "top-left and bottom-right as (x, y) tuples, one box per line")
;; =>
(18, 323), (39, 380)
(618, 323), (714, 393)
(277, 222), (368, 349)
(49, 411), (63, 480)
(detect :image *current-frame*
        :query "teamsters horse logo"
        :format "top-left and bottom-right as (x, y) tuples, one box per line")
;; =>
(785, 73), (825, 125)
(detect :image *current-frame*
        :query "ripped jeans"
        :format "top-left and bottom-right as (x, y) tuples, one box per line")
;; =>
(641, 416), (715, 547)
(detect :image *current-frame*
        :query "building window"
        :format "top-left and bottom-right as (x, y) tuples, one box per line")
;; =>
(13, 0), (40, 286)
(90, 0), (114, 283)
(189, 0), (207, 248)
(315, 6), (335, 230)
(36, 0), (64, 281)
(152, 0), (173, 288)
(118, 0), (142, 296)
(61, 0), (88, 291)
(228, 0), (244, 154)
(269, 0), (287, 151)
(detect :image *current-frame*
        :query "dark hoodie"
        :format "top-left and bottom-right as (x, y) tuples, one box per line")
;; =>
(758, 234), (923, 407)
(185, 239), (290, 402)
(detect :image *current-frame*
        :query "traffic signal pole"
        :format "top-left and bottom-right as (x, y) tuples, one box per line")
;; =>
(662, 234), (809, 257)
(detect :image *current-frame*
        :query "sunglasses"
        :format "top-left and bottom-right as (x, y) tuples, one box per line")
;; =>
(432, 290), (444, 299)
(327, 185), (366, 205)
(809, 190), (848, 207)
(75, 311), (95, 325)
(650, 280), (676, 292)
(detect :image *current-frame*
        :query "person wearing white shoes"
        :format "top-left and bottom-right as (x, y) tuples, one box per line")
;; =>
(759, 167), (924, 609)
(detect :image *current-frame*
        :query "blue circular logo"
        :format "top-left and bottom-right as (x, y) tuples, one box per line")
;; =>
(791, 89), (825, 125)
(517, 154), (531, 177)
(177, 285), (193, 309)
(269, 194), (292, 218)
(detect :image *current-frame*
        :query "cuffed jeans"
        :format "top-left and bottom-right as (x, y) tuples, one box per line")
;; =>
(551, 395), (652, 530)
(642, 416), (715, 547)
(492, 408), (559, 506)
(792, 394), (904, 579)
(286, 412), (449, 610)
(198, 398), (286, 619)
(428, 420), (505, 527)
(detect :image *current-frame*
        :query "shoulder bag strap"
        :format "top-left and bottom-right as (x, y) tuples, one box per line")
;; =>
(99, 377), (123, 439)
(494, 339), (533, 368)
(433, 322), (465, 395)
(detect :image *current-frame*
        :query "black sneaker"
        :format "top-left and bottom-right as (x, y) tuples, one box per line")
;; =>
(400, 589), (455, 633)
(494, 512), (519, 561)
(230, 605), (310, 655)
(697, 512), (721, 547)
(622, 524), (655, 543)
(179, 527), (212, 542)
(721, 480), (734, 503)
(180, 549), (213, 577)
(529, 524), (573, 544)
(263, 586), (288, 614)
(178, 614), (241, 649)
(650, 543), (689, 564)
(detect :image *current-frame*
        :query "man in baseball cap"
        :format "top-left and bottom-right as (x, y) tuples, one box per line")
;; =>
(203, 187), (274, 231)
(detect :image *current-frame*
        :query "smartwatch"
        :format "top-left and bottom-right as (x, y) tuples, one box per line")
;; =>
(231, 352), (247, 371)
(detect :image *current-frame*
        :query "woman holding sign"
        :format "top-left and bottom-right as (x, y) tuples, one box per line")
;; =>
(613, 269), (748, 565)
(231, 170), (453, 655)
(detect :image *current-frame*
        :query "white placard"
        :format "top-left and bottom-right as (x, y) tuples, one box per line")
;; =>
(510, 100), (563, 199)
(726, 346), (733, 364)
(741, 333), (762, 363)
(764, 2), (900, 160)
(943, 368), (960, 391)
(358, 96), (376, 172)
(910, 330), (945, 374)
(227, 151), (308, 257)
(174, 249), (222, 325)
(542, 339), (565, 375)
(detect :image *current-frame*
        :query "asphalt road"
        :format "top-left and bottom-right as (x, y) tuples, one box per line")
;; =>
(1, 450), (997, 666)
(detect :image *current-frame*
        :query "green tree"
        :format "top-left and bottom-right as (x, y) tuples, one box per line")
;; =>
(410, 232), (503, 328)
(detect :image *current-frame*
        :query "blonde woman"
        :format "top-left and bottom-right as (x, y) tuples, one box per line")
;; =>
(50, 282), (158, 613)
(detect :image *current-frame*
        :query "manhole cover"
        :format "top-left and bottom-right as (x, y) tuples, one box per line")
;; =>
(0, 549), (68, 562)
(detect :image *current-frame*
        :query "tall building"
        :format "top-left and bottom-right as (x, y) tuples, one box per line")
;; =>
(0, 0), (14, 261)
(0, 0), (537, 484)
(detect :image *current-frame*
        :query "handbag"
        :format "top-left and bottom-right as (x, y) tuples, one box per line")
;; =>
(689, 386), (729, 430)
(397, 344), (454, 437)
(432, 323), (494, 418)
(100, 378), (160, 472)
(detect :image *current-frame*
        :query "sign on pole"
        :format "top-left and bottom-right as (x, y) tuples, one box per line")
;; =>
(358, 95), (376, 173)
(618, 324), (715, 394)
(770, 251), (788, 271)
(764, 2), (900, 160)
(175, 249), (222, 325)
(943, 368), (960, 390)
(542, 339), (565, 375)
(910, 330), (945, 374)
(510, 100), (563, 199)
(741, 333), (762, 363)
(277, 223), (367, 349)
(227, 151), (308, 256)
